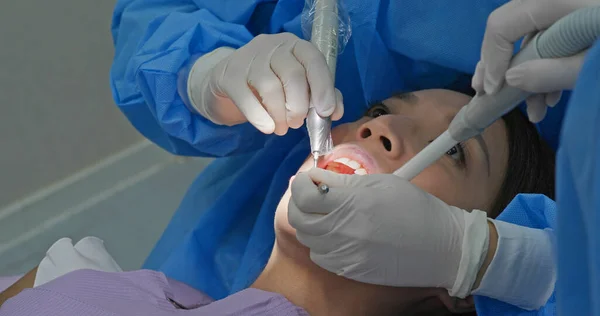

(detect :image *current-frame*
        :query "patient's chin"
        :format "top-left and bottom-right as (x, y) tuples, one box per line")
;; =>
(274, 186), (296, 238)
(275, 156), (319, 237)
(274, 187), (313, 263)
(274, 163), (315, 260)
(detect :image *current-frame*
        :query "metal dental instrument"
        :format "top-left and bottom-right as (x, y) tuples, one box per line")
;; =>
(317, 183), (330, 194)
(394, 6), (600, 180)
(306, 0), (339, 169)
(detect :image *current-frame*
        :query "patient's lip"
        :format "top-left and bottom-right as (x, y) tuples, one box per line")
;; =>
(318, 143), (382, 174)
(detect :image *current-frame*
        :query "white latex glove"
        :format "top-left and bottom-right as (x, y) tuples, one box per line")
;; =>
(288, 169), (489, 298)
(34, 237), (123, 287)
(187, 33), (344, 135)
(472, 0), (596, 123)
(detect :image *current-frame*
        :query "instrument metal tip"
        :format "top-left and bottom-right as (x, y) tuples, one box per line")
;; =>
(317, 183), (329, 194)
(312, 152), (319, 168)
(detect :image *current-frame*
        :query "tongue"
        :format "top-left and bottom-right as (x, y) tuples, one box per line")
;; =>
(325, 161), (355, 175)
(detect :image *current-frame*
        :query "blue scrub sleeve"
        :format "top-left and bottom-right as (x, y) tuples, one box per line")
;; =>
(109, 0), (268, 157)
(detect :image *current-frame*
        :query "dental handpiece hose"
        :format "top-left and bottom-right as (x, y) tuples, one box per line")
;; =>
(394, 6), (600, 180)
(306, 0), (339, 167)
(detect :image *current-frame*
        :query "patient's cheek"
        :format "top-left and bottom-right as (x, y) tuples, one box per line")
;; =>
(411, 169), (464, 208)
(274, 187), (298, 238)
(331, 122), (358, 145)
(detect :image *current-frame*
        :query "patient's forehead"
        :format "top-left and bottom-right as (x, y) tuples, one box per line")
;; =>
(383, 89), (471, 115)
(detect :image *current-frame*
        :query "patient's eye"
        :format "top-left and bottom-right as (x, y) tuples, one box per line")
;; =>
(364, 103), (391, 118)
(446, 143), (466, 167)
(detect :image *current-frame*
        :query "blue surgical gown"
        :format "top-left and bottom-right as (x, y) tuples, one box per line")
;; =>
(110, 0), (570, 313)
(555, 39), (600, 316)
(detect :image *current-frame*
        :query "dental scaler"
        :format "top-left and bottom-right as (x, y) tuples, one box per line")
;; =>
(394, 6), (600, 180)
(306, 0), (340, 167)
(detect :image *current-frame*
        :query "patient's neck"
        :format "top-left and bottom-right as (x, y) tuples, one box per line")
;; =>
(251, 239), (438, 316)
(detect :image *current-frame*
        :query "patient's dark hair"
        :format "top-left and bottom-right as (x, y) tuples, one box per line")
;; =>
(489, 109), (555, 217)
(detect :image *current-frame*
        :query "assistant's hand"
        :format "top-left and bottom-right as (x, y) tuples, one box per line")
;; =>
(190, 33), (343, 135)
(288, 168), (490, 298)
(472, 0), (595, 122)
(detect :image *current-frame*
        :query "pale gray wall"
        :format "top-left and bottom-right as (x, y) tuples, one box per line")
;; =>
(0, 0), (142, 208)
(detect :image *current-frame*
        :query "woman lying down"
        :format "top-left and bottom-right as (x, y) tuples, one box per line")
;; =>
(0, 89), (554, 315)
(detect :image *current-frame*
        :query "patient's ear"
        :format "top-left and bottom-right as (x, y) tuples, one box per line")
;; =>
(434, 289), (475, 314)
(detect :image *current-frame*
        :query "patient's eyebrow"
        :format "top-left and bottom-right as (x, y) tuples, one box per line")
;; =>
(392, 92), (419, 104)
(473, 135), (490, 176)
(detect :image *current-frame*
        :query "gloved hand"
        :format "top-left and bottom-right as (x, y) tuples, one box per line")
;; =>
(472, 0), (595, 123)
(288, 169), (490, 298)
(34, 237), (123, 287)
(187, 33), (344, 135)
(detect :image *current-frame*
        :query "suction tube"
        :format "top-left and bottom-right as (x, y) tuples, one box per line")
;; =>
(450, 5), (600, 143)
(393, 131), (459, 179)
(395, 6), (600, 180)
(537, 6), (600, 57)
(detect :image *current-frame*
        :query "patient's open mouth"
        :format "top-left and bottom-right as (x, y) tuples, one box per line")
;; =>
(324, 158), (368, 175)
(318, 144), (380, 175)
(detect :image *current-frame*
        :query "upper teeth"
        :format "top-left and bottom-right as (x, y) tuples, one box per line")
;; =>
(334, 157), (368, 175)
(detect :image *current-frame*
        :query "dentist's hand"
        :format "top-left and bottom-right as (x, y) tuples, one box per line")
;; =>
(288, 169), (491, 298)
(473, 0), (595, 123)
(190, 33), (343, 135)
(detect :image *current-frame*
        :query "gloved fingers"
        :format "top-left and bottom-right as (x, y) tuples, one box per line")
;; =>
(292, 40), (336, 117)
(305, 168), (405, 191)
(225, 79), (276, 134)
(505, 52), (586, 93)
(289, 172), (326, 213)
(309, 220), (368, 257)
(471, 61), (485, 95)
(545, 91), (562, 108)
(288, 197), (337, 236)
(270, 45), (310, 129)
(481, 45), (512, 96)
(248, 60), (288, 136)
(526, 94), (548, 123)
(303, 168), (357, 188)
(289, 171), (351, 215)
(295, 230), (341, 254)
(519, 31), (537, 49)
(309, 250), (346, 275)
(480, 0), (542, 94)
(331, 89), (344, 121)
(310, 251), (350, 277)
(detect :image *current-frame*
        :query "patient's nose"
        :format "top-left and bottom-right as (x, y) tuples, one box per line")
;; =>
(356, 116), (410, 159)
